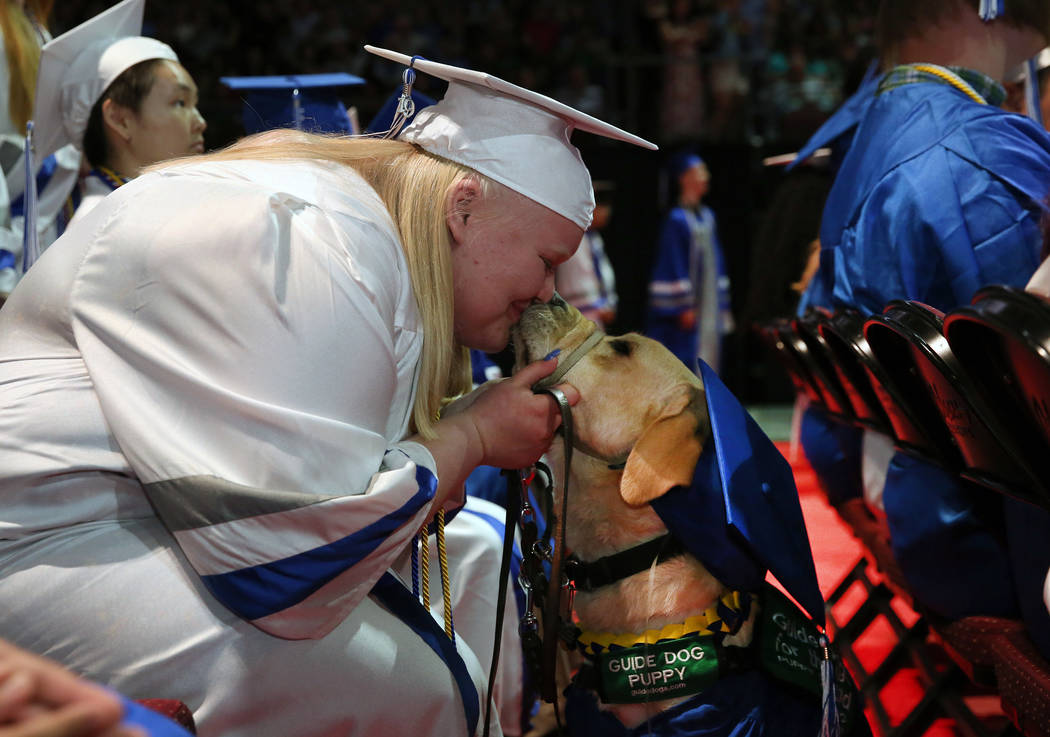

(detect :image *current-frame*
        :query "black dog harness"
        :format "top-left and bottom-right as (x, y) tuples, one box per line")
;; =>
(564, 534), (687, 593)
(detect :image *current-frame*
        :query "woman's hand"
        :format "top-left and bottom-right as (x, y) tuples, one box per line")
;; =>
(419, 357), (579, 508)
(458, 358), (580, 470)
(0, 640), (142, 737)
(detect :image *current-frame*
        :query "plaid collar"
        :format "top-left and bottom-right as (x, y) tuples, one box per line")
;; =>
(90, 166), (132, 192)
(877, 64), (1005, 108)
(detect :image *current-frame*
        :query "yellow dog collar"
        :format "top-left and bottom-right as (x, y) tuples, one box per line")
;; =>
(576, 590), (752, 653)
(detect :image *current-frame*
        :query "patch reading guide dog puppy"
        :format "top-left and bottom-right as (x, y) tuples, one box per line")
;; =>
(512, 296), (869, 737)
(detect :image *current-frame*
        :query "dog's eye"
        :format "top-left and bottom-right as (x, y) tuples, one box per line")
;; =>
(608, 339), (633, 356)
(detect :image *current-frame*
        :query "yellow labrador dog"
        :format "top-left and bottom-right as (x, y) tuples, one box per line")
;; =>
(511, 296), (863, 737)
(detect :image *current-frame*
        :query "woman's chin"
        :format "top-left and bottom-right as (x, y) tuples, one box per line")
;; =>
(457, 324), (511, 354)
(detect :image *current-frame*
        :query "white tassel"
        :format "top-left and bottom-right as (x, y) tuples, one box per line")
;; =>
(292, 87), (303, 130)
(22, 121), (38, 274)
(819, 634), (840, 737)
(374, 63), (420, 140)
(1025, 58), (1044, 128)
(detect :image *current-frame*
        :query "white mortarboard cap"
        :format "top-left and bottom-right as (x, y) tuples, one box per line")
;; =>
(364, 45), (657, 230)
(1015, 47), (1050, 81)
(1023, 49), (1049, 127)
(33, 0), (178, 161)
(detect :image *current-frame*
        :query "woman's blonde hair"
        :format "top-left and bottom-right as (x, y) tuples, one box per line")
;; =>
(155, 130), (498, 438)
(1, 0), (52, 133)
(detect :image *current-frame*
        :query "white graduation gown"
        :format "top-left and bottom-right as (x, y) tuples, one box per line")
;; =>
(0, 158), (505, 737)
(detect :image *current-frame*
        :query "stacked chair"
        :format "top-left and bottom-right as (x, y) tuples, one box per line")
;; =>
(760, 285), (1050, 737)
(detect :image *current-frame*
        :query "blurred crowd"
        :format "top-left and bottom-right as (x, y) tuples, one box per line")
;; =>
(50, 0), (879, 152)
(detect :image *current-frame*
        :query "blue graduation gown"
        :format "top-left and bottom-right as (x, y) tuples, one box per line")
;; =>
(791, 71), (879, 506)
(646, 205), (730, 372)
(808, 78), (1050, 621)
(565, 670), (823, 737)
(808, 80), (1050, 314)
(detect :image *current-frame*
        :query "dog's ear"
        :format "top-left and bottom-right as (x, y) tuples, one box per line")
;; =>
(620, 384), (708, 506)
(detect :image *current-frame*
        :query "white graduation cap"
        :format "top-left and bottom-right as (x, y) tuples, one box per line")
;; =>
(1012, 47), (1050, 82)
(364, 45), (657, 230)
(1008, 48), (1050, 127)
(33, 0), (178, 162)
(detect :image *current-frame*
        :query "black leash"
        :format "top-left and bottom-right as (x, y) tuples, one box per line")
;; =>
(482, 468), (525, 737)
(482, 330), (600, 736)
(537, 386), (575, 706)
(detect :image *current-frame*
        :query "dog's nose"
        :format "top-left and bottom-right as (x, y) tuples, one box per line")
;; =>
(548, 292), (568, 310)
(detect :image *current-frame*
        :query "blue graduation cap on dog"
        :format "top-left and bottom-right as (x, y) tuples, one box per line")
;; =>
(649, 360), (825, 626)
(220, 72), (365, 135)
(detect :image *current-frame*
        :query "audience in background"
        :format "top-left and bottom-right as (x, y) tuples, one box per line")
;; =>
(47, 0), (878, 151)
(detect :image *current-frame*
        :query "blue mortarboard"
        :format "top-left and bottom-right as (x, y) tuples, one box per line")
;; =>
(669, 151), (704, 179)
(364, 87), (437, 135)
(649, 360), (825, 626)
(220, 73), (365, 135)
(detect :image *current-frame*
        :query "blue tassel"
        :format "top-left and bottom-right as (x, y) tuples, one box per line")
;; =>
(819, 634), (840, 737)
(978, 0), (1004, 20)
(377, 56), (425, 140)
(22, 121), (38, 274)
(1025, 57), (1044, 128)
(411, 532), (421, 598)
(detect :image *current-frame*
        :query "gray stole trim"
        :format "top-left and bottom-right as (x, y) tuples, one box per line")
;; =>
(685, 208), (721, 372)
(143, 475), (341, 531)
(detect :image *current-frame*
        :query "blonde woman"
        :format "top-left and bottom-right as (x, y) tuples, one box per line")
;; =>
(0, 48), (655, 736)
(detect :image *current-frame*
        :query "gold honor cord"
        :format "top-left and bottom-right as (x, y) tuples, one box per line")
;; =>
(911, 64), (987, 105)
(436, 509), (454, 640)
(419, 523), (431, 609)
(418, 510), (455, 641)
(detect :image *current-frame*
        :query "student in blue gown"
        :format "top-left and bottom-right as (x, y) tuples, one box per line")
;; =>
(775, 63), (885, 514)
(803, 0), (1050, 633)
(646, 152), (732, 375)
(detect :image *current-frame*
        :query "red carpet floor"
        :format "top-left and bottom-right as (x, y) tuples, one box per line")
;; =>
(778, 441), (1006, 737)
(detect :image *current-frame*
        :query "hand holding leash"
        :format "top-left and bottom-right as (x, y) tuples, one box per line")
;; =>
(457, 357), (579, 470)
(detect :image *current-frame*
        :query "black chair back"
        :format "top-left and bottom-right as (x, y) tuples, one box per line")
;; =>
(793, 309), (857, 424)
(819, 309), (894, 435)
(863, 301), (964, 470)
(756, 319), (825, 406)
(943, 285), (1050, 509)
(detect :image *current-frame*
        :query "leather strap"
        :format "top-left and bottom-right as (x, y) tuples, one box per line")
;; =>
(482, 469), (524, 737)
(564, 534), (686, 592)
(532, 329), (604, 391)
(536, 385), (574, 704)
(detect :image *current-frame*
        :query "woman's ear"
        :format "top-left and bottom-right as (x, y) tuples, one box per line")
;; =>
(446, 176), (482, 245)
(101, 98), (134, 144)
